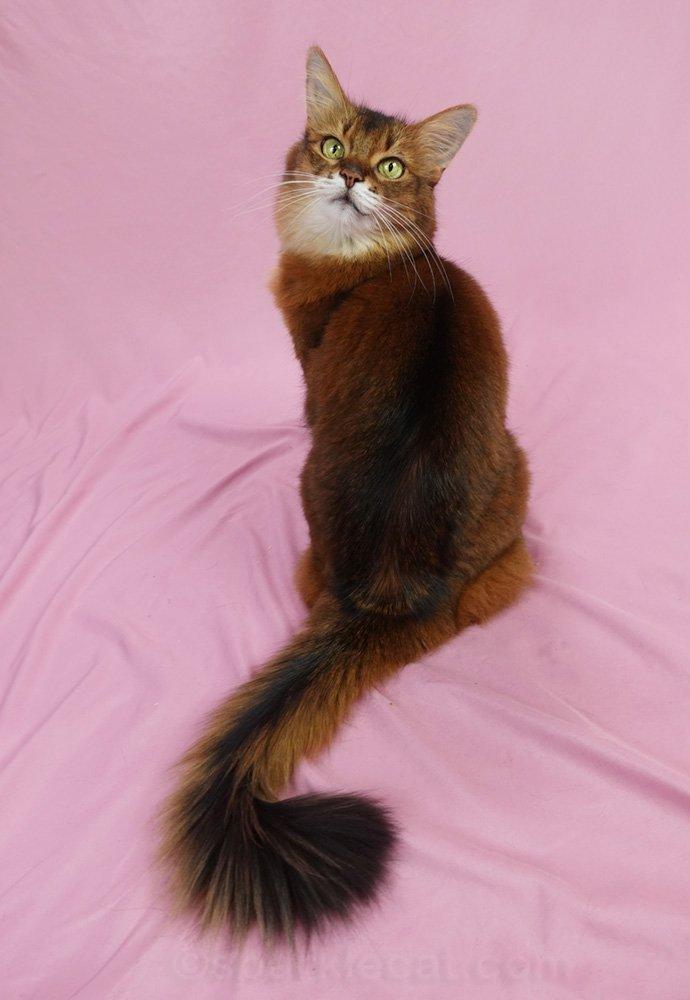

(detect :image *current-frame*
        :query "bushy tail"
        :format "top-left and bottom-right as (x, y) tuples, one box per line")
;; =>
(160, 594), (439, 941)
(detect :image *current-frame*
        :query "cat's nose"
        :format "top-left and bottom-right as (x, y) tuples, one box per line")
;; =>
(339, 165), (363, 189)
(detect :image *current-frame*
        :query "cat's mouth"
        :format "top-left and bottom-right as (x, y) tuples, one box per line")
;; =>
(331, 191), (365, 216)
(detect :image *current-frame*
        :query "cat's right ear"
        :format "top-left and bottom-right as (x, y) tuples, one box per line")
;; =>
(306, 47), (349, 127)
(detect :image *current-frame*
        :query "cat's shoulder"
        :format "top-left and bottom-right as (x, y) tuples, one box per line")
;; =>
(352, 255), (495, 318)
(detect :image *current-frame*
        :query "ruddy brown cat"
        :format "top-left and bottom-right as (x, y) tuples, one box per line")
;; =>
(162, 47), (531, 942)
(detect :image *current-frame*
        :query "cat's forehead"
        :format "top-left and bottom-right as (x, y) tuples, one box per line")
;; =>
(311, 104), (409, 155)
(347, 106), (406, 142)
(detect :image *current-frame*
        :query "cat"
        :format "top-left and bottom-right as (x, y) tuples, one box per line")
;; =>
(161, 46), (532, 943)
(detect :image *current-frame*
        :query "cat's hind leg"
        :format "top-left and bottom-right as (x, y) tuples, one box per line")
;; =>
(294, 546), (326, 609)
(456, 536), (533, 629)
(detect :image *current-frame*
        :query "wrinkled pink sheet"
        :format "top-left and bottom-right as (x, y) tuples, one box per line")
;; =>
(2, 3), (690, 998)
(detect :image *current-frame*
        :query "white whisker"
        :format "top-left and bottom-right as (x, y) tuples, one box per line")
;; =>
(226, 180), (320, 213)
(371, 207), (424, 298)
(377, 206), (438, 302)
(370, 214), (393, 281)
(375, 201), (453, 301)
(230, 189), (320, 221)
(377, 192), (437, 223)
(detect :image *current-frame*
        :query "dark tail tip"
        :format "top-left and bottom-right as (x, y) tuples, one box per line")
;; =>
(256, 792), (397, 938)
(162, 787), (397, 943)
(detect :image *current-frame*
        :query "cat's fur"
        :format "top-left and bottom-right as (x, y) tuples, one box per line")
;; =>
(162, 47), (531, 943)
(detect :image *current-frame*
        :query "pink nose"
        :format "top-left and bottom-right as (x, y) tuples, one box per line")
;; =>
(340, 166), (363, 189)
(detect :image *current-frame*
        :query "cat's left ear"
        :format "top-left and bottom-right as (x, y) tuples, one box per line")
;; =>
(409, 104), (477, 181)
(305, 47), (350, 127)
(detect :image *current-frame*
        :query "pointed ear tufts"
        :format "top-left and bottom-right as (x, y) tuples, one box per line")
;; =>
(305, 46), (349, 126)
(411, 104), (478, 176)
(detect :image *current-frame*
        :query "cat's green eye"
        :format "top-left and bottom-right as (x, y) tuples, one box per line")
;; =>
(321, 136), (344, 160)
(377, 157), (405, 180)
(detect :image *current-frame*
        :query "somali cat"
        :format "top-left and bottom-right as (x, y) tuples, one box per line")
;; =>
(162, 47), (532, 942)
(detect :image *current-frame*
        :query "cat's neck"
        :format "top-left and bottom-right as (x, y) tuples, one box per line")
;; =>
(275, 249), (425, 309)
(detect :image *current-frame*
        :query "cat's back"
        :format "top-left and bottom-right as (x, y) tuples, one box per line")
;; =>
(320, 256), (507, 390)
(310, 257), (508, 439)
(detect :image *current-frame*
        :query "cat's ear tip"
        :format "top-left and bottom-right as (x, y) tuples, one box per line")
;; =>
(457, 103), (478, 122)
(307, 45), (327, 65)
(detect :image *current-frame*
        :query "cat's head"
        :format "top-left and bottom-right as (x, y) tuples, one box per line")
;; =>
(275, 47), (476, 259)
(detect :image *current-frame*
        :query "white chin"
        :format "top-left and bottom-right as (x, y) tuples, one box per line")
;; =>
(281, 192), (377, 257)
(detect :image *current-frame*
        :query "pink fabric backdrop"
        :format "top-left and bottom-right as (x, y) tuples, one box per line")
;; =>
(2, 2), (690, 997)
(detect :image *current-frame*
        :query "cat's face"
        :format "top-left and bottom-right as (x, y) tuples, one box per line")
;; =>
(275, 48), (476, 259)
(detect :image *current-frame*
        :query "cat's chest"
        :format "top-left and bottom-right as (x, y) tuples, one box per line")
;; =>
(290, 292), (350, 357)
